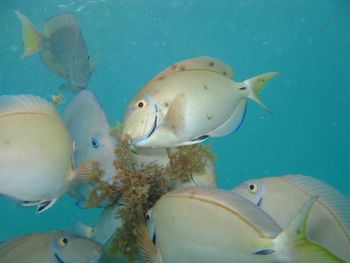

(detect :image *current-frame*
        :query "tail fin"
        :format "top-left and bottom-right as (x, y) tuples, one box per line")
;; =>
(276, 196), (344, 262)
(15, 10), (42, 57)
(244, 72), (278, 115)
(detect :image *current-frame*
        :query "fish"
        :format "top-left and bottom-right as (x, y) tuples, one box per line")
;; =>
(0, 94), (97, 213)
(131, 146), (217, 188)
(232, 174), (350, 262)
(0, 231), (102, 263)
(64, 89), (117, 207)
(51, 93), (64, 105)
(121, 56), (278, 147)
(15, 11), (97, 93)
(138, 186), (343, 263)
(74, 201), (123, 245)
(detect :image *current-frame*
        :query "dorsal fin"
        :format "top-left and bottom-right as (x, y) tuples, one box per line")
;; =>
(44, 12), (79, 37)
(0, 95), (58, 117)
(149, 57), (234, 85)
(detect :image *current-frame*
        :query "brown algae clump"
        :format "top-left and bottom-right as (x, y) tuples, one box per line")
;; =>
(102, 129), (216, 260)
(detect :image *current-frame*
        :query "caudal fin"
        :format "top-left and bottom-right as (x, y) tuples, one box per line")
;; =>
(15, 10), (42, 57)
(275, 196), (344, 262)
(244, 72), (278, 115)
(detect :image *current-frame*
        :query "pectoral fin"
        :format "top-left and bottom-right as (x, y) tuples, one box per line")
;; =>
(163, 95), (186, 134)
(70, 159), (100, 184)
(137, 224), (163, 263)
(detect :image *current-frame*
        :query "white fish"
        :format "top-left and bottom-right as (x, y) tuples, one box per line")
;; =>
(131, 146), (216, 188)
(64, 89), (117, 207)
(122, 56), (278, 147)
(232, 174), (350, 262)
(139, 186), (343, 263)
(0, 95), (95, 213)
(0, 231), (102, 263)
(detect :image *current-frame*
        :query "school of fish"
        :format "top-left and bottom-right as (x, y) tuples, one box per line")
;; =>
(0, 9), (348, 263)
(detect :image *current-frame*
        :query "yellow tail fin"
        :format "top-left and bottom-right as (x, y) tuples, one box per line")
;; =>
(15, 10), (42, 58)
(244, 72), (279, 115)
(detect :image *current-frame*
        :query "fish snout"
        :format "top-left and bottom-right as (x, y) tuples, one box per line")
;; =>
(121, 98), (159, 146)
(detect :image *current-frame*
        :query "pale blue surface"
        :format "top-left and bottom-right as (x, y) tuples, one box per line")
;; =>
(0, 0), (349, 243)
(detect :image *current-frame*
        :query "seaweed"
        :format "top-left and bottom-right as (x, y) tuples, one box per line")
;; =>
(98, 126), (216, 261)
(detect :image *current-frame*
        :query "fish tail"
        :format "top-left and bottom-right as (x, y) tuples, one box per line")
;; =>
(15, 10), (42, 58)
(275, 196), (344, 262)
(244, 72), (278, 115)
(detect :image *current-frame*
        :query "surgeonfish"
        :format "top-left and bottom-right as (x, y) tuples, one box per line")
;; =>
(122, 56), (278, 147)
(74, 201), (123, 245)
(15, 11), (97, 93)
(139, 186), (343, 263)
(0, 94), (96, 213)
(64, 89), (117, 208)
(232, 174), (350, 262)
(131, 146), (216, 188)
(0, 231), (102, 263)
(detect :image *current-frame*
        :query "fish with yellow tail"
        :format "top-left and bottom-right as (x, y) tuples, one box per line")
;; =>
(232, 174), (350, 262)
(0, 94), (98, 213)
(122, 56), (278, 147)
(138, 186), (344, 263)
(15, 11), (98, 93)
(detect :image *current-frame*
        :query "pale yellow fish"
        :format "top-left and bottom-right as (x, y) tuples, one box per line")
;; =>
(131, 146), (217, 188)
(232, 174), (350, 262)
(0, 231), (102, 263)
(122, 56), (278, 147)
(0, 94), (96, 213)
(138, 186), (343, 263)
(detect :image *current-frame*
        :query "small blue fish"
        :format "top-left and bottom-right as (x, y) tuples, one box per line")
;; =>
(64, 89), (117, 207)
(15, 11), (98, 93)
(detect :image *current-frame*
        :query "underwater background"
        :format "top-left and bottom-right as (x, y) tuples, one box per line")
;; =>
(0, 0), (349, 243)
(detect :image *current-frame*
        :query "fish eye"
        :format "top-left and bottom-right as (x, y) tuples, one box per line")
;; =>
(239, 86), (247, 90)
(135, 99), (147, 109)
(248, 183), (258, 194)
(91, 136), (99, 149)
(58, 237), (69, 247)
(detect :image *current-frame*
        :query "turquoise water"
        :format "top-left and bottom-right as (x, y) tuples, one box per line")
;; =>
(0, 0), (349, 250)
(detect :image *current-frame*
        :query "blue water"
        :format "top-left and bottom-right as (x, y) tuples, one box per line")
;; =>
(0, 0), (349, 246)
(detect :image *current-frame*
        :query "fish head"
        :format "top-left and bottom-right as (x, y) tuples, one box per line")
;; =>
(64, 89), (117, 179)
(67, 65), (90, 93)
(232, 178), (266, 207)
(121, 95), (159, 146)
(50, 232), (102, 263)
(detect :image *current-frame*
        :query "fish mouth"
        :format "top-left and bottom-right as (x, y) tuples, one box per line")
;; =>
(257, 197), (263, 207)
(133, 103), (159, 146)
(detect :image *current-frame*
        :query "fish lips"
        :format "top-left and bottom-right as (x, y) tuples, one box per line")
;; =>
(122, 97), (159, 146)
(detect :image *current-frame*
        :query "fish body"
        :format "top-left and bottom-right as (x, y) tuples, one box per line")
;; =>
(139, 187), (342, 263)
(232, 174), (350, 261)
(0, 95), (75, 213)
(64, 89), (117, 207)
(16, 11), (95, 93)
(0, 231), (102, 263)
(74, 201), (123, 245)
(122, 57), (278, 147)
